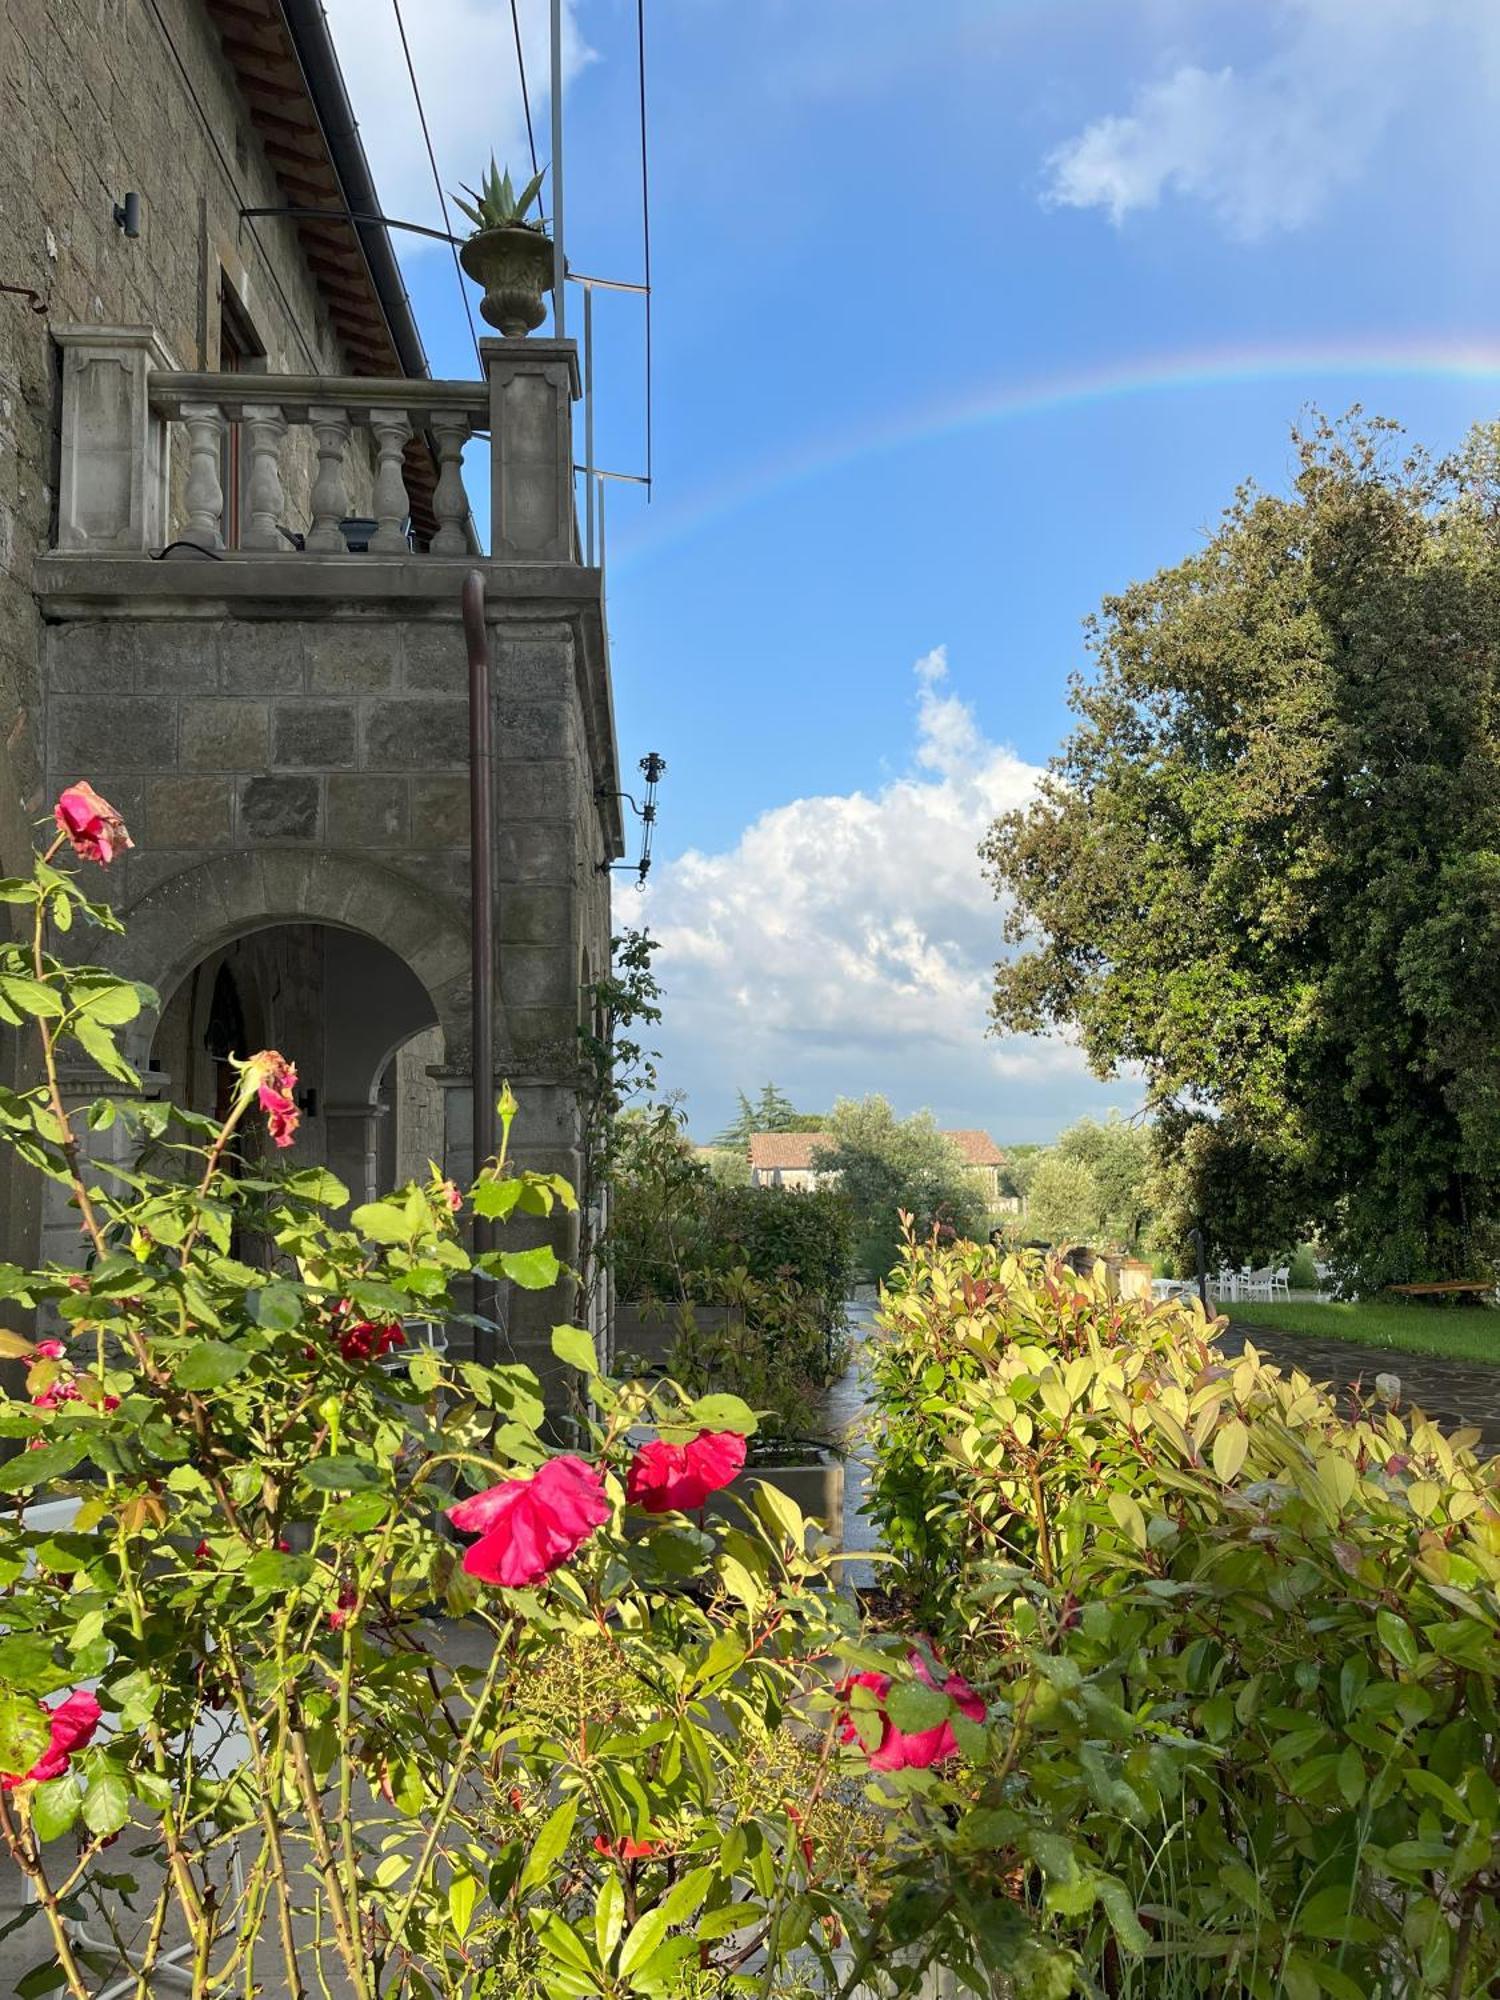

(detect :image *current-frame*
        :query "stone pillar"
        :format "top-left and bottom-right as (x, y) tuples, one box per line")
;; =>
(54, 326), (173, 553)
(324, 1100), (388, 1209)
(482, 338), (579, 561)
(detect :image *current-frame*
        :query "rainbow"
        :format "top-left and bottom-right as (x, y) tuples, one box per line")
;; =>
(610, 336), (1500, 573)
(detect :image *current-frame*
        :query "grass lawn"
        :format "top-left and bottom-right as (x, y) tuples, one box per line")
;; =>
(1226, 1298), (1500, 1366)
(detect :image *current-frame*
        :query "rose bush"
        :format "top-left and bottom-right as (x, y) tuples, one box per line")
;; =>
(0, 794), (972, 1998)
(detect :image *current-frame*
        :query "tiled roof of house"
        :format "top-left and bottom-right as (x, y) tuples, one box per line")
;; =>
(747, 1128), (1004, 1169)
(747, 1132), (832, 1170)
(943, 1129), (1005, 1167)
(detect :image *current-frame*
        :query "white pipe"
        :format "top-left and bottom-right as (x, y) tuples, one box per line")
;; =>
(584, 282), (595, 563)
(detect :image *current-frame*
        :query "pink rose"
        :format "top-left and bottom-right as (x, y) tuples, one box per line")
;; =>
(1, 1689), (103, 1789)
(247, 1051), (299, 1149)
(447, 1455), (609, 1588)
(32, 1340), (66, 1361)
(839, 1651), (986, 1772)
(625, 1430), (747, 1513)
(54, 783), (132, 866)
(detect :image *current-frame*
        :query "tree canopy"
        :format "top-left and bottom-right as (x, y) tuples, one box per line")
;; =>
(815, 1094), (989, 1277)
(711, 1082), (825, 1151)
(984, 417), (1500, 1290)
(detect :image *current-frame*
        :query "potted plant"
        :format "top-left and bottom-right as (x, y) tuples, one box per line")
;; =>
(454, 157), (552, 336)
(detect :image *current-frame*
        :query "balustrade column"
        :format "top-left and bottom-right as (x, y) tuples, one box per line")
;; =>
(239, 403), (287, 551)
(306, 405), (352, 552)
(428, 410), (472, 555)
(368, 407), (413, 553)
(179, 401), (227, 550)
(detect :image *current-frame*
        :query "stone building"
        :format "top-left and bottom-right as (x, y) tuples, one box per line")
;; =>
(0, 0), (621, 1376)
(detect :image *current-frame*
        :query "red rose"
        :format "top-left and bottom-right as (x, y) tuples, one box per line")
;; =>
(625, 1430), (747, 1513)
(32, 1340), (66, 1361)
(246, 1051), (299, 1149)
(54, 783), (133, 866)
(1, 1689), (103, 1790)
(838, 1652), (985, 1772)
(447, 1455), (609, 1588)
(337, 1319), (405, 1364)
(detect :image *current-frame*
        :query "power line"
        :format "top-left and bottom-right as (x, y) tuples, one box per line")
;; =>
(390, 0), (482, 373)
(511, 0), (540, 178)
(637, 0), (654, 494)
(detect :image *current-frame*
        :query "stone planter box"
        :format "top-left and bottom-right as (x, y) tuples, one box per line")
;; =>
(713, 1448), (844, 1545)
(611, 1300), (734, 1370)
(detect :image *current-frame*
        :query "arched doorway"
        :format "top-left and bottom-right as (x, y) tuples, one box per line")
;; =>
(150, 923), (445, 1206)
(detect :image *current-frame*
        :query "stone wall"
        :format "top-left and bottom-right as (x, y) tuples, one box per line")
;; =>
(0, 0), (383, 1276)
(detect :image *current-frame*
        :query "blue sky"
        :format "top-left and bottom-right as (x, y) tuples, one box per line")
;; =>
(326, 0), (1500, 1144)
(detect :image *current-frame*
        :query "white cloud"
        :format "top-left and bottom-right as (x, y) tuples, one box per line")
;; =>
(1042, 0), (1452, 239)
(322, 0), (591, 244)
(642, 650), (1133, 1142)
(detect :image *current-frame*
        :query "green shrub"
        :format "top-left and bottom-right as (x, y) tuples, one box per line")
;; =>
(862, 1231), (1500, 1995)
(1289, 1243), (1321, 1289)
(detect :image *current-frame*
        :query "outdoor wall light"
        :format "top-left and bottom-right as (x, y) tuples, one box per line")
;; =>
(114, 192), (141, 238)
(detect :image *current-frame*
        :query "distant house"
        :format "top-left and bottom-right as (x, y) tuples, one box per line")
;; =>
(748, 1127), (1015, 1207)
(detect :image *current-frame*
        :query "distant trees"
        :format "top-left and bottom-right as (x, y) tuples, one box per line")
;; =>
(814, 1095), (989, 1278)
(711, 1083), (826, 1151)
(1016, 1114), (1153, 1250)
(985, 417), (1500, 1289)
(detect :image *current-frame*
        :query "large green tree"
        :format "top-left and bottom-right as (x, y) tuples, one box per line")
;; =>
(815, 1095), (989, 1277)
(984, 417), (1500, 1289)
(711, 1082), (825, 1151)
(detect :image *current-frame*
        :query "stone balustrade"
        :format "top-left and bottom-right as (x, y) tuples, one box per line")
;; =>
(53, 328), (583, 565)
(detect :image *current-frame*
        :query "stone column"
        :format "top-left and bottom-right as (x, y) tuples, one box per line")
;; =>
(324, 1100), (388, 1209)
(482, 338), (579, 561)
(54, 326), (174, 553)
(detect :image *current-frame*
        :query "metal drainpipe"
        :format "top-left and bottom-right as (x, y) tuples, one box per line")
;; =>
(464, 570), (497, 1364)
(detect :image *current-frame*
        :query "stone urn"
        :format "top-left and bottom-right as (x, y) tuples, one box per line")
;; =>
(459, 224), (553, 336)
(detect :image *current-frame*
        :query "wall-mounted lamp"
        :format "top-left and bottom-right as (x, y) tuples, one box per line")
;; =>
(113, 192), (141, 238)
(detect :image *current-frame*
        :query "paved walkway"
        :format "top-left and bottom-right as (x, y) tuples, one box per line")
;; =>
(1216, 1323), (1500, 1457)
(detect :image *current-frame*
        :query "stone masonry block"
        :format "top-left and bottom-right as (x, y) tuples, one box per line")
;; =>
(493, 700), (575, 759)
(498, 883), (574, 948)
(362, 699), (467, 770)
(306, 625), (399, 694)
(132, 625), (218, 693)
(327, 774), (409, 848)
(51, 697), (174, 773)
(502, 947), (575, 1009)
(410, 775), (469, 846)
(239, 774), (320, 842)
(179, 700), (268, 772)
(220, 623), (305, 694)
(493, 630), (574, 698)
(273, 702), (357, 769)
(401, 623), (465, 693)
(493, 759), (573, 821)
(496, 822), (576, 885)
(144, 776), (231, 847)
(48, 623), (132, 694)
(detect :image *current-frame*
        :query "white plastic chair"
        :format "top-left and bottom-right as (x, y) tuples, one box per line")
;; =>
(1271, 1267), (1291, 1299)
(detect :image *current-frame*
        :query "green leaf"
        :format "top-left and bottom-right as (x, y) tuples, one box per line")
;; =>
(618, 1906), (672, 1979)
(497, 1246), (561, 1290)
(352, 1200), (416, 1244)
(1336, 1742), (1364, 1808)
(29, 1771), (84, 1844)
(885, 1678), (953, 1733)
(1212, 1418), (1249, 1483)
(81, 1766), (130, 1837)
(16, 1961), (70, 1997)
(71, 979), (143, 1025)
(1107, 1491), (1148, 1548)
(471, 1177), (523, 1220)
(552, 1324), (598, 1376)
(174, 1341), (251, 1390)
(1095, 1875), (1149, 1954)
(0, 975), (63, 1019)
(595, 1871), (624, 1964)
(302, 1456), (384, 1492)
(1376, 1609), (1420, 1670)
(0, 1695), (49, 1780)
(283, 1168), (349, 1208)
(448, 1865), (482, 1939)
(520, 1795), (578, 1895)
(658, 1864), (714, 1928)
(246, 1284), (303, 1333)
(690, 1393), (757, 1436)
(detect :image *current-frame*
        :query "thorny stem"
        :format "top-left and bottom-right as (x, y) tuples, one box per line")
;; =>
(220, 1643), (308, 2000)
(0, 1788), (94, 2000)
(289, 1723), (373, 2000)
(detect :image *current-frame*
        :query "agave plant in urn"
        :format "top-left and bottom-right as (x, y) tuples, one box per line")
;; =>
(454, 157), (552, 336)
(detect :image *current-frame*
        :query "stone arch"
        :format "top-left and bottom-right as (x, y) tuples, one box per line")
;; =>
(108, 850), (488, 1067)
